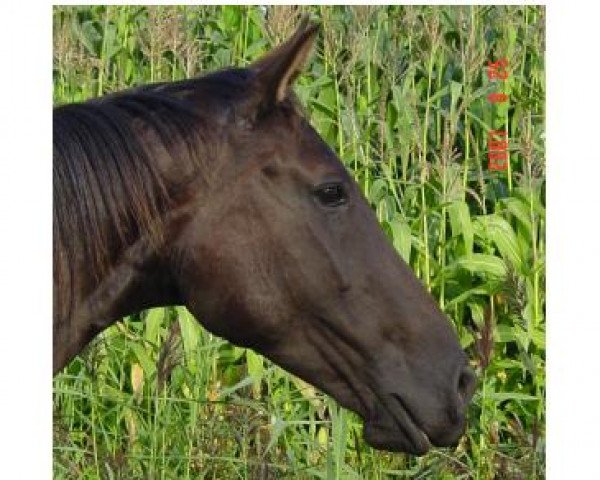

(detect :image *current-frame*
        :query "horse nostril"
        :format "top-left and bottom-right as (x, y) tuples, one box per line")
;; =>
(457, 365), (476, 404)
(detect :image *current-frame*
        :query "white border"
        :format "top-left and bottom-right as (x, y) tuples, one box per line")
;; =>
(546, 1), (600, 478)
(2, 1), (599, 477)
(0, 2), (53, 478)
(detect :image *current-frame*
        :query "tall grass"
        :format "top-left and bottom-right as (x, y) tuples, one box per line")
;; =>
(53, 6), (545, 479)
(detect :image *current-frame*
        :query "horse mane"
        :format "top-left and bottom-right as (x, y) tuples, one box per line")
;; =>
(53, 68), (252, 293)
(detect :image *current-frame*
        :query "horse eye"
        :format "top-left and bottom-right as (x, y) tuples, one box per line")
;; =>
(314, 183), (347, 207)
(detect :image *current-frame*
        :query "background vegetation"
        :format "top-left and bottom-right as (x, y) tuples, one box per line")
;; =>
(53, 5), (545, 479)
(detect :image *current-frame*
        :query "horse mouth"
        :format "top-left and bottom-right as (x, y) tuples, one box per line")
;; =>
(363, 393), (432, 455)
(391, 393), (432, 454)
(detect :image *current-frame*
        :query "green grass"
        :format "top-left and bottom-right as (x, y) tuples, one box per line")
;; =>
(53, 6), (545, 479)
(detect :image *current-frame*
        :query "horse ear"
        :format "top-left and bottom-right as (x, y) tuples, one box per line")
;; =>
(250, 16), (319, 107)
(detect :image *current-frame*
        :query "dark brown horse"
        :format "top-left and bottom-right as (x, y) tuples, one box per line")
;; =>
(53, 18), (475, 455)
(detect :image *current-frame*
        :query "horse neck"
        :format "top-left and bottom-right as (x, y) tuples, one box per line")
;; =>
(53, 222), (183, 374)
(53, 90), (222, 373)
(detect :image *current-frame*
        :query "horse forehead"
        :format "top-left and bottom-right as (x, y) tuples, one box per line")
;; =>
(242, 110), (345, 175)
(281, 120), (343, 173)
(298, 137), (346, 174)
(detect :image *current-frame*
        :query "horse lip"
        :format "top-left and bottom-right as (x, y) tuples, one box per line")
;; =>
(389, 393), (432, 453)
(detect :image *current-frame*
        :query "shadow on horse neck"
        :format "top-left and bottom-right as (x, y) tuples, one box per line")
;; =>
(52, 18), (476, 455)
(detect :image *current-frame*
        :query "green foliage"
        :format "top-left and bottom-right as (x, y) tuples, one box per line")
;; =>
(53, 5), (545, 479)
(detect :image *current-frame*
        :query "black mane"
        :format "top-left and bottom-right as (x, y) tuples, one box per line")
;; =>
(53, 68), (252, 287)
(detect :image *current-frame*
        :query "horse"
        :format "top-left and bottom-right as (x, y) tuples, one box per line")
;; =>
(53, 17), (476, 455)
